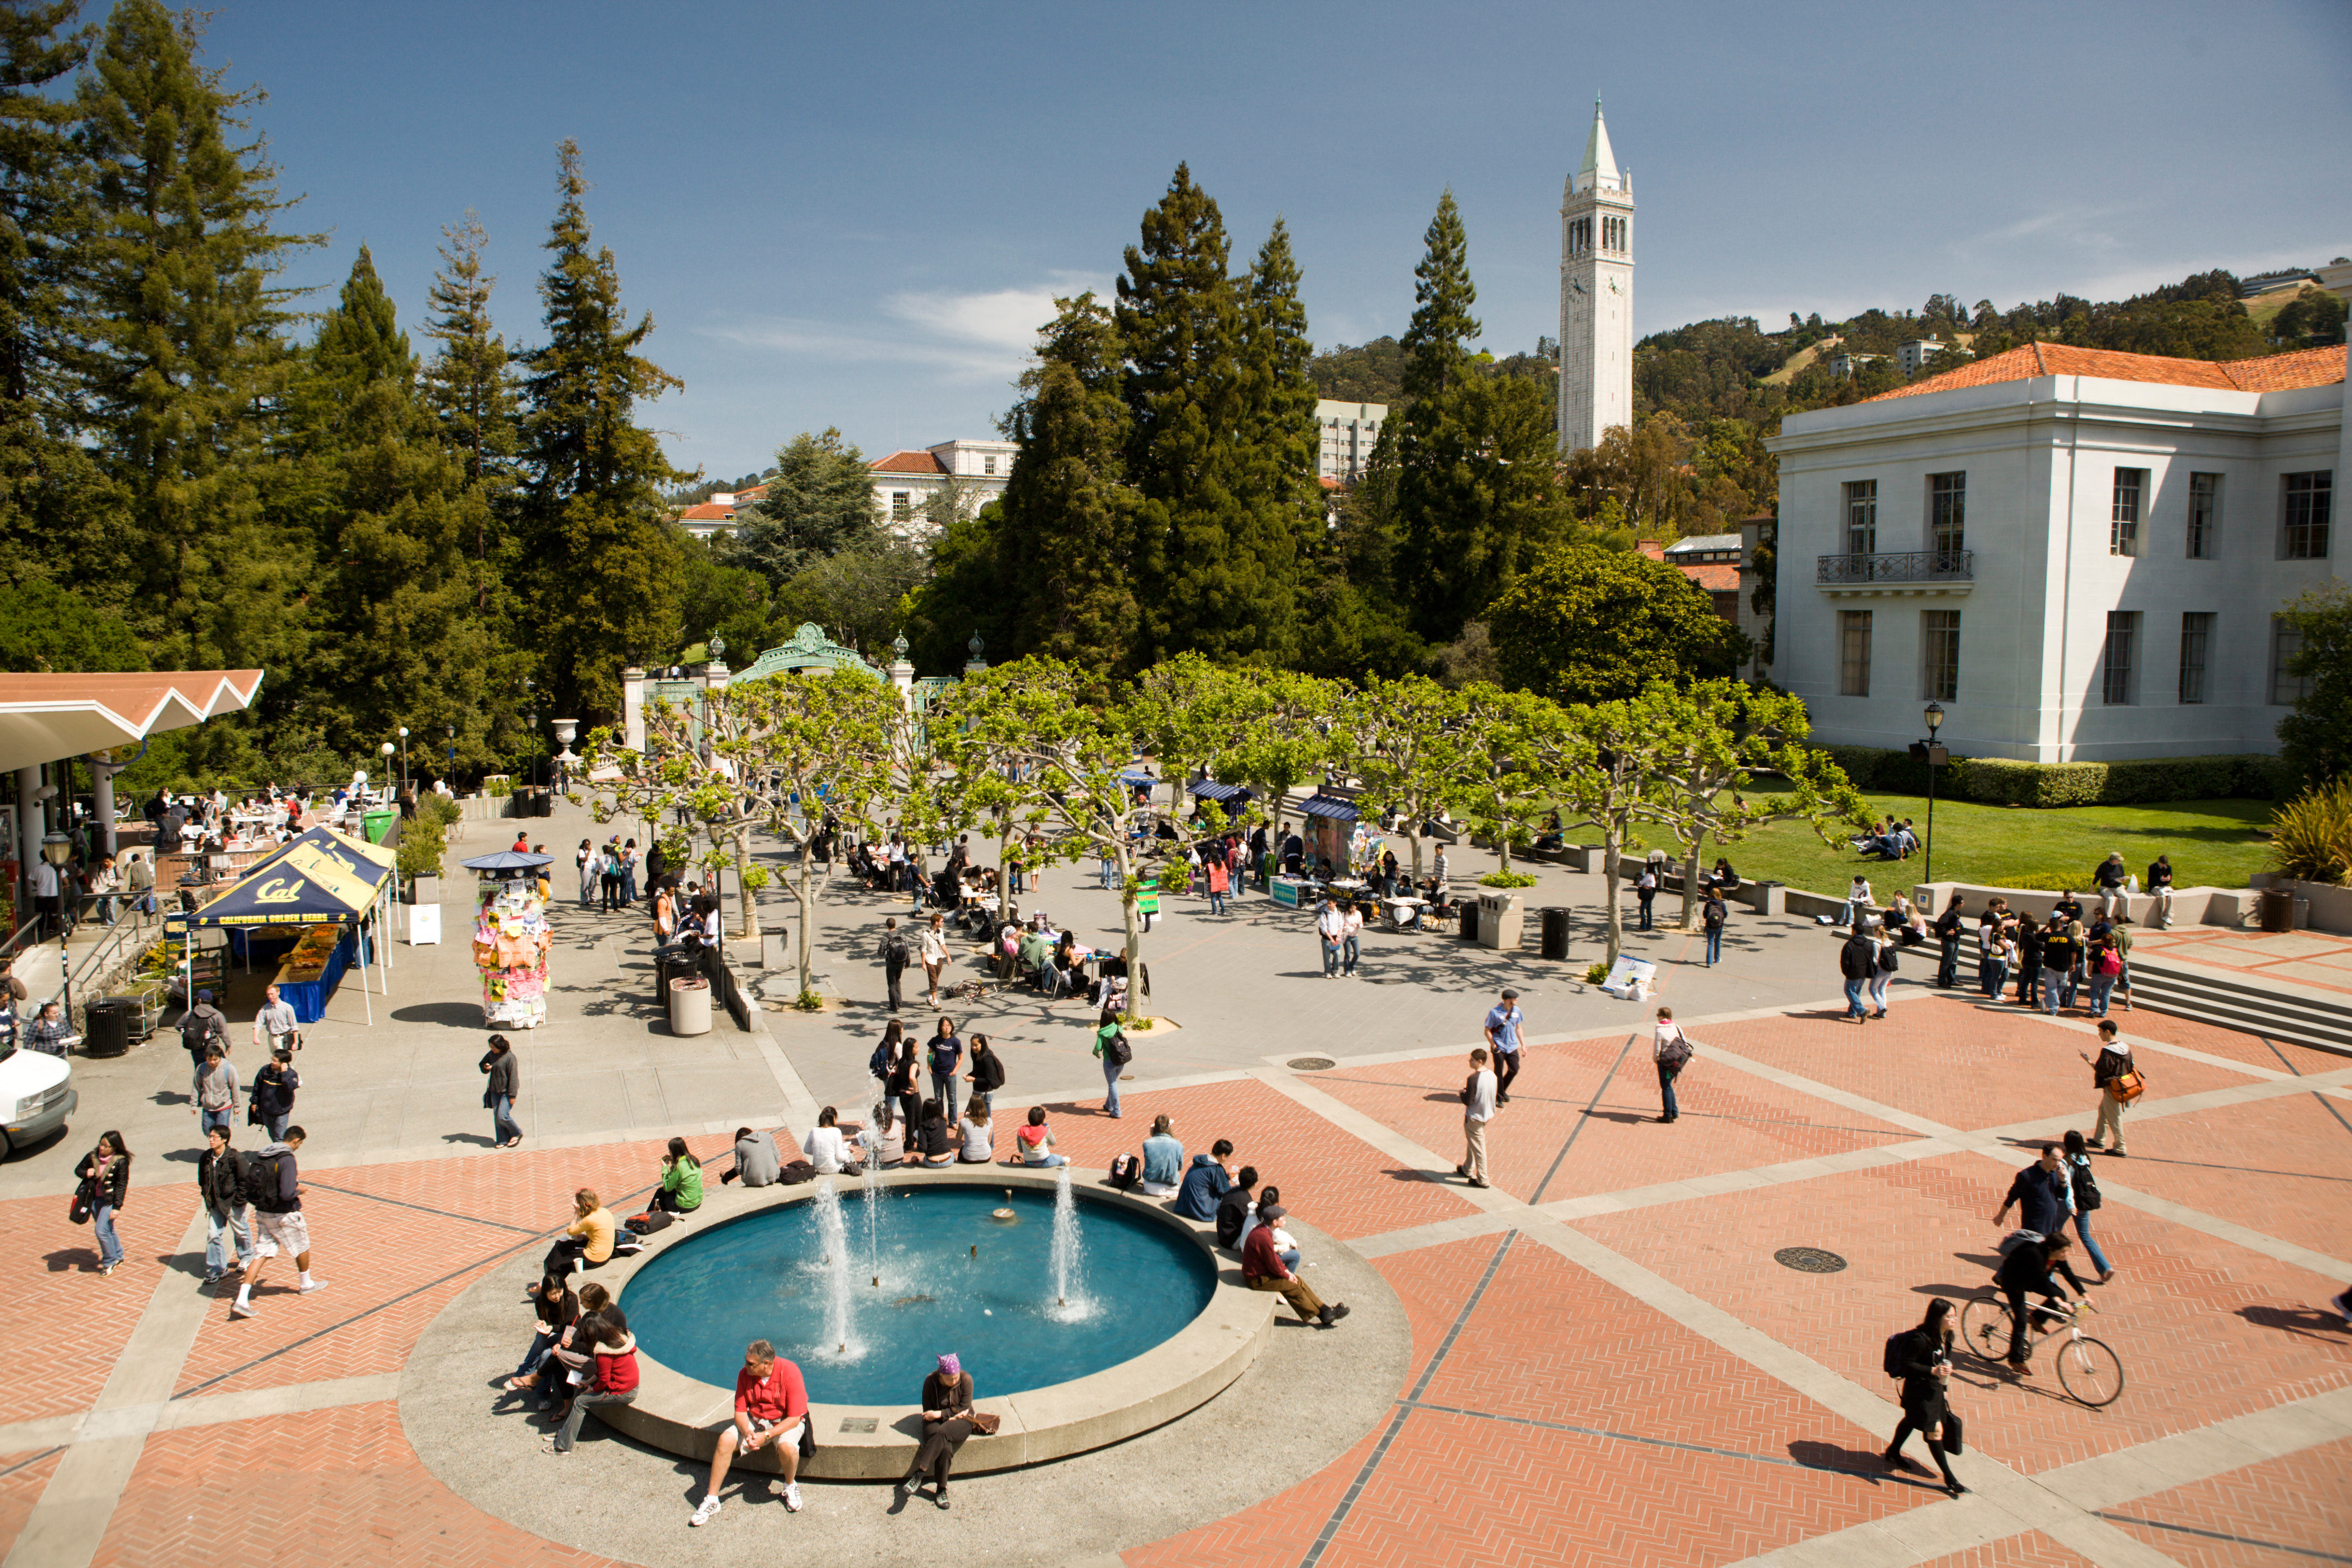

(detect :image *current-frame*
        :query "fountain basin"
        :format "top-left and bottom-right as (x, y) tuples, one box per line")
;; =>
(599, 1167), (1274, 1479)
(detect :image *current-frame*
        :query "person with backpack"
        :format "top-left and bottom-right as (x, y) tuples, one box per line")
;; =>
(876, 917), (910, 1013)
(927, 1016), (964, 1124)
(250, 1047), (299, 1144)
(75, 1130), (132, 1278)
(1635, 864), (1658, 931)
(1868, 931), (1897, 1018)
(180, 988), (229, 1094)
(1933, 895), (1966, 989)
(1701, 888), (1728, 967)
(232, 1126), (324, 1317)
(2059, 1130), (2115, 1283)
(2080, 1020), (2140, 1157)
(599, 840), (624, 913)
(1993, 1233), (2089, 1371)
(198, 1124), (253, 1287)
(1838, 927), (1877, 1024)
(1652, 1007), (1692, 1123)
(2082, 925), (2123, 1018)
(965, 1034), (1006, 1117)
(1093, 1007), (1130, 1118)
(869, 1019), (905, 1095)
(1881, 1299), (1966, 1497)
(480, 1036), (521, 1149)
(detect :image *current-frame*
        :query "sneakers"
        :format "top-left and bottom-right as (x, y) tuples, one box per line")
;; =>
(689, 1495), (722, 1527)
(783, 1482), (803, 1513)
(298, 1278), (330, 1293)
(204, 1271), (223, 1287)
(229, 1301), (257, 1319)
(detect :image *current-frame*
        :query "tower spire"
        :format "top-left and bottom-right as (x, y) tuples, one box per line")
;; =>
(1579, 99), (1618, 183)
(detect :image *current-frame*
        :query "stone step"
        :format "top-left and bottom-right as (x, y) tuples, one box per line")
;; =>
(2125, 964), (2352, 1060)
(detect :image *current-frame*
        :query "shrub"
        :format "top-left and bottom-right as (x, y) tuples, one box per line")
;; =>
(1479, 870), (1538, 888)
(2270, 776), (2352, 886)
(1584, 962), (1609, 985)
(395, 814), (445, 878)
(485, 775), (514, 798)
(1819, 747), (2287, 807)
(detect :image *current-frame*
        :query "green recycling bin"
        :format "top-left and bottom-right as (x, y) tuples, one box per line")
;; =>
(362, 808), (395, 844)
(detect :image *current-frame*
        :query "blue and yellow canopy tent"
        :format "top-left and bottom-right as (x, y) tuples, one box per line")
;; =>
(173, 827), (398, 1024)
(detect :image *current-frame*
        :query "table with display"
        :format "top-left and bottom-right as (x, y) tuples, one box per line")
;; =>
(268, 923), (368, 1023)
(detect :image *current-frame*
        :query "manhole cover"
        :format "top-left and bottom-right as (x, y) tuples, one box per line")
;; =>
(1775, 1247), (1848, 1274)
(1287, 1056), (1337, 1071)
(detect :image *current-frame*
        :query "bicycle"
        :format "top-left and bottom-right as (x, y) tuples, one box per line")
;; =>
(1958, 1290), (2124, 1406)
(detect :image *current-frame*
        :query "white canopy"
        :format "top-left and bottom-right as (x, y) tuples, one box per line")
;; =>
(0, 670), (264, 773)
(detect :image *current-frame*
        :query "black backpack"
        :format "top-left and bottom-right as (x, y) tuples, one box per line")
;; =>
(1104, 1028), (1132, 1067)
(884, 932), (909, 965)
(240, 1148), (285, 1209)
(1107, 1154), (1140, 1190)
(1882, 1329), (1912, 1380)
(2071, 1161), (2103, 1212)
(868, 1040), (893, 1080)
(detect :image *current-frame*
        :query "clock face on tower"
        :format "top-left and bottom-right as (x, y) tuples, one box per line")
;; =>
(1607, 277), (1620, 293)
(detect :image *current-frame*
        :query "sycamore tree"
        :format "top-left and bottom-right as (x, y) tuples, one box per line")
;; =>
(920, 659), (1165, 1024)
(1639, 680), (1868, 930)
(1546, 697), (1672, 966)
(1449, 684), (1573, 874)
(1332, 675), (1475, 880)
(584, 668), (911, 1003)
(1214, 666), (1339, 825)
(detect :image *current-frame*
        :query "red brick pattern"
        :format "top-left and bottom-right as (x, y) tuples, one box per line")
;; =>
(1121, 1429), (1383, 1568)
(90, 1401), (616, 1568)
(2098, 1089), (2352, 1262)
(0, 1448), (63, 1559)
(2102, 1006), (2344, 1074)
(2098, 1434), (2352, 1568)
(3, 1183), (200, 1420)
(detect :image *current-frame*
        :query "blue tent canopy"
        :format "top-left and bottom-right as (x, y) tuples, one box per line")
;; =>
(1119, 771), (1156, 787)
(461, 850), (555, 876)
(1298, 793), (1359, 822)
(186, 831), (396, 928)
(1187, 780), (1254, 803)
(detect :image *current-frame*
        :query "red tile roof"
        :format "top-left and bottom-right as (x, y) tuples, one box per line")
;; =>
(1676, 562), (1741, 593)
(870, 450), (949, 476)
(679, 503), (736, 521)
(1868, 341), (2345, 402)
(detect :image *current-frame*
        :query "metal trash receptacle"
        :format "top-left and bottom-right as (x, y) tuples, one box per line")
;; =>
(1459, 900), (1480, 943)
(2259, 886), (2295, 933)
(1478, 892), (1525, 950)
(1539, 906), (1571, 961)
(669, 975), (712, 1036)
(83, 998), (135, 1058)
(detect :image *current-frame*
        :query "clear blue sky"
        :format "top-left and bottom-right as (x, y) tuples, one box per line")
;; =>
(193, 0), (2349, 482)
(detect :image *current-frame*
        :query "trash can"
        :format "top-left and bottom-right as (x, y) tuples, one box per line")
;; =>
(535, 787), (554, 818)
(83, 998), (135, 1058)
(2259, 885), (2296, 934)
(1460, 900), (1481, 943)
(1478, 891), (1525, 950)
(1540, 906), (1572, 961)
(669, 975), (712, 1036)
(362, 807), (394, 844)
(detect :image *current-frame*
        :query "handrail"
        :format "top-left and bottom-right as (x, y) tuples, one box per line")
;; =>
(1816, 549), (1974, 584)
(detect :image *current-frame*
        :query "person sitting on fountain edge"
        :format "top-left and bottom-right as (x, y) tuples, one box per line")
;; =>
(1174, 1139), (1234, 1221)
(1243, 1204), (1347, 1327)
(689, 1339), (809, 1526)
(802, 1108), (862, 1176)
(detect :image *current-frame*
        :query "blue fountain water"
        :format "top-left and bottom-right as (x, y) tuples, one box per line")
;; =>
(621, 1184), (1217, 1404)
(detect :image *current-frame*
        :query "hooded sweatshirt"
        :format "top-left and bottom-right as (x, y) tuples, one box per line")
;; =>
(251, 1140), (300, 1213)
(1174, 1153), (1232, 1221)
(592, 1331), (640, 1396)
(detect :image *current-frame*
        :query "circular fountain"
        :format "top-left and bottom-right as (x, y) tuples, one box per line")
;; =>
(595, 1167), (1275, 1476)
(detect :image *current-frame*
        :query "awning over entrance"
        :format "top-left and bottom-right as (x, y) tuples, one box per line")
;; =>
(0, 670), (263, 774)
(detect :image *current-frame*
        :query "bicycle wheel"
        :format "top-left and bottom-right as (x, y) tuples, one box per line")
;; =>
(1959, 1295), (2010, 1361)
(2055, 1334), (2124, 1406)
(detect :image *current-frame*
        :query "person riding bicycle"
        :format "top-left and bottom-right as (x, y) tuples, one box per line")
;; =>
(1993, 1231), (2089, 1371)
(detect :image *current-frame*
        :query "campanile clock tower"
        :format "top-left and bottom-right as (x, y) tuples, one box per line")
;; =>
(1558, 99), (1634, 456)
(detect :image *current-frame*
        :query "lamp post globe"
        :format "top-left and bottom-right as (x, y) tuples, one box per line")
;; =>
(1924, 702), (1944, 734)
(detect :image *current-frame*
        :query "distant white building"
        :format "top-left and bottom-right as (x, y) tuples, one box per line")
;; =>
(1766, 340), (2347, 762)
(1557, 99), (1635, 456)
(675, 437), (1016, 544)
(1828, 351), (1884, 380)
(1316, 400), (1386, 484)
(1896, 338), (1947, 377)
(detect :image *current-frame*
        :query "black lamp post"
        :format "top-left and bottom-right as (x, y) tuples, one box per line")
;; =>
(397, 727), (410, 796)
(41, 830), (72, 1013)
(1918, 703), (1947, 885)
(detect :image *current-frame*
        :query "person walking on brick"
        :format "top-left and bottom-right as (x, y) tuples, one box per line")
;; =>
(2081, 1020), (2139, 1157)
(232, 1126), (325, 1316)
(1483, 988), (1524, 1102)
(1457, 1047), (1496, 1188)
(1652, 1007), (1691, 1123)
(198, 1124), (253, 1287)
(1882, 1298), (1967, 1498)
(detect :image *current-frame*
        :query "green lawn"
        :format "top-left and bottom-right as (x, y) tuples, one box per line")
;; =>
(1668, 794), (2275, 899)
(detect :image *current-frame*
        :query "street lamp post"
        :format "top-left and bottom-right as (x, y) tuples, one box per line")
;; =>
(41, 830), (72, 1016)
(1911, 703), (1948, 886)
(445, 723), (457, 785)
(397, 727), (409, 796)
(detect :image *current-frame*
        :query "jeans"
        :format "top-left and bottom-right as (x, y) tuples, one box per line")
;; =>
(1637, 896), (1654, 930)
(2018, 964), (2039, 1006)
(1704, 926), (1723, 965)
(492, 1091), (522, 1144)
(2041, 967), (2066, 1014)
(1868, 973), (1891, 1014)
(2061, 967), (2083, 1009)
(1102, 1056), (1123, 1118)
(205, 1202), (251, 1273)
(200, 1105), (233, 1137)
(262, 1112), (289, 1143)
(1341, 935), (1360, 975)
(553, 1388), (636, 1452)
(621, 869), (638, 905)
(932, 1070), (959, 1125)
(1844, 977), (1867, 1018)
(513, 1328), (557, 1382)
(885, 962), (905, 1012)
(1321, 939), (1340, 976)
(2071, 1210), (2112, 1275)
(1980, 958), (2008, 998)
(1493, 1048), (1520, 1100)
(93, 1203), (123, 1268)
(2085, 974), (2116, 1017)
(1657, 1062), (1680, 1119)
(97, 894), (118, 926)
(1937, 935), (1959, 988)
(1208, 891), (1226, 915)
(1100, 860), (1117, 890)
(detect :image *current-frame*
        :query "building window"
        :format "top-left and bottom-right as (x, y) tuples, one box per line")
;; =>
(2187, 472), (2220, 559)
(2110, 467), (2145, 556)
(891, 492), (911, 522)
(1838, 610), (1872, 697)
(1928, 472), (1965, 556)
(1920, 610), (1960, 702)
(2178, 612), (2213, 705)
(983, 454), (997, 476)
(1843, 479), (1877, 555)
(2271, 617), (2309, 705)
(2100, 611), (2139, 705)
(2282, 472), (2332, 558)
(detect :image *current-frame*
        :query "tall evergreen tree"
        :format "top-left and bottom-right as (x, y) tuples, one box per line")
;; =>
(516, 139), (688, 722)
(73, 0), (318, 683)
(723, 427), (877, 585)
(421, 211), (519, 606)
(0, 0), (106, 589)
(1234, 217), (1321, 552)
(1391, 190), (1565, 642)
(1117, 165), (1296, 666)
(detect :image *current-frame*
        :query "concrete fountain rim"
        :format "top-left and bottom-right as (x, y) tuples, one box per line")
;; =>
(516, 1166), (1276, 1479)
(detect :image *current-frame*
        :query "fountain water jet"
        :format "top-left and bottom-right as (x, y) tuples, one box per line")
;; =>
(1048, 1163), (1090, 1319)
(810, 1177), (860, 1359)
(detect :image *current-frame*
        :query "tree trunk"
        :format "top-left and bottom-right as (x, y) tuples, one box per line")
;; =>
(1492, 792), (1512, 873)
(794, 852), (816, 999)
(1678, 832), (1705, 931)
(1114, 839), (1144, 1026)
(1602, 821), (1625, 965)
(731, 822), (759, 946)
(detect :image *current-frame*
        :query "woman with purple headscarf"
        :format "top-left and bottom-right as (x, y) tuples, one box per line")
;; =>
(895, 1352), (977, 1508)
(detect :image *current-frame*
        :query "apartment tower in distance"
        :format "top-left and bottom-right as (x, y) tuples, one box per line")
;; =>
(1558, 99), (1635, 456)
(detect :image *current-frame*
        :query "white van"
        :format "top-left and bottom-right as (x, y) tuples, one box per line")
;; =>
(1, 1039), (77, 1154)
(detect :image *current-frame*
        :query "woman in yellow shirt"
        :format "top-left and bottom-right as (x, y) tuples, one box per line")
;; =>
(546, 1187), (615, 1277)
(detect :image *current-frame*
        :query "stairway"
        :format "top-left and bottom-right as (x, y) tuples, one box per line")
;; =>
(2128, 957), (2352, 1059)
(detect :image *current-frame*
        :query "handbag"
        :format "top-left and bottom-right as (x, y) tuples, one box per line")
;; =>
(971, 1411), (1001, 1437)
(68, 1180), (93, 1226)
(1940, 1409), (1964, 1455)
(2111, 1069), (2145, 1104)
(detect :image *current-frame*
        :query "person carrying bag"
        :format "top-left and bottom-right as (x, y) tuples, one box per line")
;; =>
(1652, 1007), (1693, 1123)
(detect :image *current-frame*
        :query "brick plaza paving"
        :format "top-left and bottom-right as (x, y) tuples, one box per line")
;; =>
(3, 812), (2349, 1568)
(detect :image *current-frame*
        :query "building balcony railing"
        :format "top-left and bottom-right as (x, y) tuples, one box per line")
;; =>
(1816, 549), (1973, 586)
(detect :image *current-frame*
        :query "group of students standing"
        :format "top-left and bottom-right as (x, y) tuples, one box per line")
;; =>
(1964, 892), (2134, 1018)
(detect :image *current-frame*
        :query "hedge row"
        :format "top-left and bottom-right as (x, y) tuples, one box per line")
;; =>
(1815, 746), (2292, 808)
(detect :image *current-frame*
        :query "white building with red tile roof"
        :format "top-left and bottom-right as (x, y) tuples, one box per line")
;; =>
(1767, 341), (2348, 762)
(868, 439), (1014, 536)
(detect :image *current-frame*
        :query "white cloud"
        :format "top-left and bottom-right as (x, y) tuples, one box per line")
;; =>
(698, 272), (1112, 385)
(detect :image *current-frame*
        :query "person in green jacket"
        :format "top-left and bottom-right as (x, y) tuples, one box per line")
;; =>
(655, 1137), (704, 1216)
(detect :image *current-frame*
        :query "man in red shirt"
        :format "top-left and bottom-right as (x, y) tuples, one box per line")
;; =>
(1242, 1205), (1349, 1328)
(690, 1339), (809, 1526)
